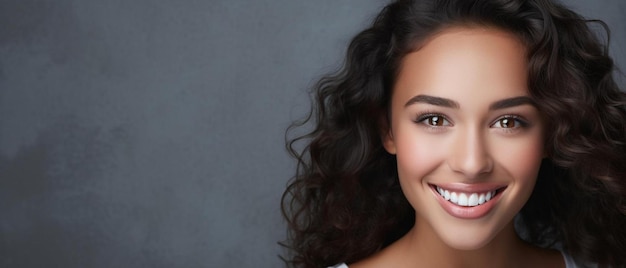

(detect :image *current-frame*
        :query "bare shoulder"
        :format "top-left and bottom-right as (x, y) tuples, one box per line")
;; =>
(348, 252), (393, 268)
(348, 239), (407, 268)
(347, 249), (390, 268)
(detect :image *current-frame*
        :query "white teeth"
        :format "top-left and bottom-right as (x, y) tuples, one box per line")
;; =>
(458, 193), (468, 206)
(435, 186), (497, 207)
(468, 193), (478, 206)
(478, 193), (486, 205)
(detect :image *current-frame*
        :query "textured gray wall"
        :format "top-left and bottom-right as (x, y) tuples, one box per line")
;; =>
(0, 0), (623, 267)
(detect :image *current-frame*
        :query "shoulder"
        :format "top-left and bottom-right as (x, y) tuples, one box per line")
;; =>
(330, 250), (594, 268)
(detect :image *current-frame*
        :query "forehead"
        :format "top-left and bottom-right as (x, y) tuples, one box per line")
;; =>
(393, 27), (529, 106)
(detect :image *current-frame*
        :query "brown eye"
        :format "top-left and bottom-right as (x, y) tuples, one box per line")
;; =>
(492, 116), (527, 129)
(416, 114), (451, 127)
(498, 118), (515, 128)
(423, 115), (450, 126)
(428, 116), (444, 126)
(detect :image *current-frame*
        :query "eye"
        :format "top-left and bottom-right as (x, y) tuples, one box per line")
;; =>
(491, 116), (527, 129)
(416, 114), (451, 127)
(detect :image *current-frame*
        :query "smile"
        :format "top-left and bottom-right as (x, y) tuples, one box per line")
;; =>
(429, 183), (507, 219)
(435, 186), (496, 207)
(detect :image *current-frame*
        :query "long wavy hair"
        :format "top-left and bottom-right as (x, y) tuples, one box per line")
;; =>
(281, 0), (626, 267)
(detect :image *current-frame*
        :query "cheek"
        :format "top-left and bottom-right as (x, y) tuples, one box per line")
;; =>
(394, 129), (447, 181)
(491, 134), (544, 183)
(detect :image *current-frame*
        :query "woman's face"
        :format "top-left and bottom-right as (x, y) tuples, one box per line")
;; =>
(383, 27), (545, 250)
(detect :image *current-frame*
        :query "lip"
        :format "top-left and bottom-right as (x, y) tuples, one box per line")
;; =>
(429, 183), (506, 219)
(430, 182), (506, 194)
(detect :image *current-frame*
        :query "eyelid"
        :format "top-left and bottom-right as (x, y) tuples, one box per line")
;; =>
(414, 113), (453, 127)
(413, 113), (530, 130)
(490, 115), (529, 129)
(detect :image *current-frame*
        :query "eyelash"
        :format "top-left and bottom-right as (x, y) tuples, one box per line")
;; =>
(414, 113), (451, 128)
(492, 115), (529, 130)
(414, 113), (530, 131)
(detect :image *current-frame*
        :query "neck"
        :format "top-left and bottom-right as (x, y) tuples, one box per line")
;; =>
(398, 219), (528, 268)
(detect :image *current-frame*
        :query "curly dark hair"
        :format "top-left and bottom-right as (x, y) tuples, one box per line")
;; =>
(280, 0), (626, 267)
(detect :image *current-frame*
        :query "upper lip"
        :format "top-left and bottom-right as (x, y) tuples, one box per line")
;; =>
(429, 182), (506, 193)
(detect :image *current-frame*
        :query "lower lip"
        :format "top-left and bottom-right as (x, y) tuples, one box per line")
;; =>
(430, 186), (504, 219)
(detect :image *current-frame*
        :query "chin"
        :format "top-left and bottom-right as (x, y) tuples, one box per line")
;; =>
(442, 235), (494, 251)
(434, 222), (505, 251)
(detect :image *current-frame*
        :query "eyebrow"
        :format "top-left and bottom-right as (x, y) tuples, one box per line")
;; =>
(404, 94), (536, 110)
(404, 95), (459, 108)
(488, 96), (536, 110)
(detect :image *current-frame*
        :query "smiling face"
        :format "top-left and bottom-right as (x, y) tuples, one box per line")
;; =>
(383, 27), (545, 250)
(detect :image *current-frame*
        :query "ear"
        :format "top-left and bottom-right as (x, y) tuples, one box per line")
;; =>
(382, 129), (397, 155)
(379, 114), (397, 155)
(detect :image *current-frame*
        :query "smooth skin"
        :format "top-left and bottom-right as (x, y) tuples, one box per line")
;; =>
(351, 27), (563, 268)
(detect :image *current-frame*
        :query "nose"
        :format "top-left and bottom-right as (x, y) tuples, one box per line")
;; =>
(448, 127), (493, 178)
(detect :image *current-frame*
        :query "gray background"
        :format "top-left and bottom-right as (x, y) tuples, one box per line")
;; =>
(0, 0), (623, 267)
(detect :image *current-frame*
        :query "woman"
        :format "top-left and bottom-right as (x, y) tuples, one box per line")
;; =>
(281, 0), (626, 267)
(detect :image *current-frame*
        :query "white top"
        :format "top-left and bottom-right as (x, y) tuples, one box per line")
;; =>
(329, 251), (587, 268)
